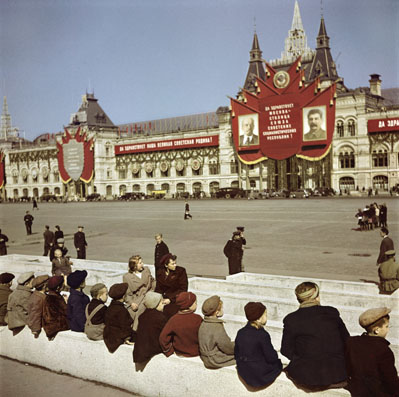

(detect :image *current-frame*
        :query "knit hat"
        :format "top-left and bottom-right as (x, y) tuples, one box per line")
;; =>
(202, 295), (221, 316)
(359, 307), (391, 329)
(17, 271), (35, 285)
(160, 253), (176, 267)
(244, 302), (266, 321)
(144, 292), (163, 309)
(0, 272), (15, 284)
(32, 275), (49, 289)
(176, 291), (196, 310)
(47, 276), (64, 290)
(67, 270), (88, 289)
(90, 283), (107, 298)
(109, 283), (128, 300)
(295, 283), (319, 302)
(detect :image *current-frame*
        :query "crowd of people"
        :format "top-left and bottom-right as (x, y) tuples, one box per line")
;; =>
(355, 202), (388, 231)
(0, 253), (398, 396)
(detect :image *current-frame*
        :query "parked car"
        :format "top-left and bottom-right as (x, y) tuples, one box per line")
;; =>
(176, 191), (190, 199)
(314, 187), (335, 196)
(271, 189), (290, 198)
(86, 193), (101, 201)
(215, 187), (246, 199)
(290, 189), (309, 198)
(119, 192), (137, 201)
(40, 194), (58, 202)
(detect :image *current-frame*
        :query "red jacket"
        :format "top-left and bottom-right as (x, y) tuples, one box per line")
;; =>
(159, 310), (202, 357)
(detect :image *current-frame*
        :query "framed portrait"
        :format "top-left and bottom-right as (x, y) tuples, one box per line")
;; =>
(303, 106), (327, 141)
(238, 113), (259, 147)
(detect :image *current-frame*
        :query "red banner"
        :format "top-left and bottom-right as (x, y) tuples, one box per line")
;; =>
(0, 150), (4, 189)
(115, 135), (219, 155)
(57, 127), (94, 183)
(368, 118), (399, 133)
(231, 57), (336, 163)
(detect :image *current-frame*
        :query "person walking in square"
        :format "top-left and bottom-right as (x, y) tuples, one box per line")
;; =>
(24, 211), (34, 235)
(43, 225), (54, 256)
(184, 201), (192, 220)
(74, 225), (88, 259)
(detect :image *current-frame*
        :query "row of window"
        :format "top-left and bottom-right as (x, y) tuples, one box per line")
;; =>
(336, 119), (356, 137)
(338, 150), (391, 169)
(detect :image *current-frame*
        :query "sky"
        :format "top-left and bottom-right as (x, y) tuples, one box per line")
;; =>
(1, 0), (398, 140)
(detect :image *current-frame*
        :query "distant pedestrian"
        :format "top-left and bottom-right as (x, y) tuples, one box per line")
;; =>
(54, 225), (64, 245)
(74, 225), (88, 259)
(0, 229), (9, 255)
(184, 201), (192, 220)
(24, 211), (34, 235)
(376, 227), (394, 266)
(32, 198), (39, 210)
(154, 233), (169, 273)
(380, 203), (388, 228)
(43, 225), (54, 256)
(236, 226), (246, 246)
(223, 231), (244, 275)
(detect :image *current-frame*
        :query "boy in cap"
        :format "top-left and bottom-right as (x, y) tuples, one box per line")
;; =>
(159, 291), (202, 357)
(378, 250), (399, 294)
(67, 270), (89, 332)
(345, 307), (399, 396)
(198, 295), (235, 369)
(133, 291), (168, 364)
(103, 283), (136, 353)
(27, 275), (49, 338)
(7, 271), (35, 335)
(0, 272), (15, 325)
(84, 283), (108, 341)
(281, 282), (349, 391)
(42, 276), (69, 340)
(235, 302), (282, 388)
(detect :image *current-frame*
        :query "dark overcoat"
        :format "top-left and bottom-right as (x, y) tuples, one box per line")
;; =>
(27, 291), (46, 333)
(0, 233), (9, 255)
(281, 305), (349, 387)
(223, 239), (243, 275)
(74, 231), (87, 259)
(154, 241), (169, 271)
(67, 289), (90, 332)
(0, 284), (13, 325)
(377, 236), (394, 264)
(155, 266), (188, 318)
(133, 308), (168, 363)
(234, 322), (282, 387)
(42, 291), (69, 339)
(345, 333), (399, 397)
(103, 300), (134, 353)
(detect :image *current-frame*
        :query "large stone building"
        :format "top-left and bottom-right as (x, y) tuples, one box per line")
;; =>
(1, 1), (398, 200)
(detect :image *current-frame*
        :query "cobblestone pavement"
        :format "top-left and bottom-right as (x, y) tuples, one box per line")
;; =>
(1, 197), (398, 282)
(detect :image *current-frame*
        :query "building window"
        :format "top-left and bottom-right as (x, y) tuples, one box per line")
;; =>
(250, 180), (256, 188)
(339, 177), (355, 191)
(13, 176), (18, 184)
(105, 142), (112, 157)
(209, 161), (219, 175)
(230, 160), (238, 173)
(373, 175), (388, 191)
(336, 120), (344, 137)
(348, 119), (356, 136)
(118, 169), (126, 179)
(107, 168), (112, 179)
(372, 149), (388, 167)
(339, 150), (355, 168)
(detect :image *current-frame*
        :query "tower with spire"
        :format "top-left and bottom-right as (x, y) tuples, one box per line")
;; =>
(1, 96), (19, 140)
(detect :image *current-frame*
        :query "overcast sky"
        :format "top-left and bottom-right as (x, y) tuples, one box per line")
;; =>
(1, 0), (398, 140)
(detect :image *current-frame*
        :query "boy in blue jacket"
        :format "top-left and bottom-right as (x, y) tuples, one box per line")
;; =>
(67, 270), (89, 332)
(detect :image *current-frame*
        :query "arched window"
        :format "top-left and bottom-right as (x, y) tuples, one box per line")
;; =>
(250, 179), (256, 188)
(231, 180), (239, 188)
(146, 184), (155, 194)
(372, 148), (388, 167)
(133, 184), (141, 192)
(339, 177), (355, 191)
(105, 142), (112, 157)
(193, 182), (202, 193)
(119, 185), (127, 195)
(336, 120), (344, 137)
(161, 183), (170, 192)
(210, 181), (219, 194)
(373, 175), (388, 191)
(230, 160), (238, 173)
(106, 185), (113, 197)
(339, 147), (355, 168)
(176, 183), (185, 193)
(347, 119), (356, 136)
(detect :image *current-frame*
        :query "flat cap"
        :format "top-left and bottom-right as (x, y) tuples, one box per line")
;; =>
(90, 283), (107, 297)
(47, 276), (64, 290)
(385, 250), (395, 256)
(67, 270), (88, 289)
(176, 291), (196, 310)
(144, 292), (163, 309)
(0, 272), (15, 284)
(32, 275), (49, 289)
(359, 307), (391, 328)
(17, 271), (35, 285)
(244, 302), (266, 321)
(109, 283), (128, 300)
(236, 226), (245, 231)
(202, 295), (221, 316)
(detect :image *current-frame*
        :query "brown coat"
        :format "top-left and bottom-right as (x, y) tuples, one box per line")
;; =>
(0, 284), (13, 325)
(42, 291), (69, 339)
(379, 257), (399, 293)
(7, 285), (32, 330)
(123, 267), (155, 331)
(27, 291), (46, 333)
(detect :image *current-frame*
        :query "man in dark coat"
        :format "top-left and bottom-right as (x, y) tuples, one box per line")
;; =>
(184, 201), (192, 220)
(377, 227), (394, 266)
(281, 282), (349, 390)
(49, 238), (68, 261)
(0, 229), (9, 255)
(0, 272), (15, 325)
(54, 225), (64, 245)
(378, 250), (399, 294)
(379, 203), (388, 228)
(133, 292), (168, 364)
(43, 225), (54, 256)
(24, 211), (34, 235)
(155, 254), (188, 319)
(154, 233), (169, 273)
(223, 231), (243, 275)
(74, 225), (88, 259)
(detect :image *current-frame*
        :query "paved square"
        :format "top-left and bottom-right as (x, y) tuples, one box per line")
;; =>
(1, 197), (398, 283)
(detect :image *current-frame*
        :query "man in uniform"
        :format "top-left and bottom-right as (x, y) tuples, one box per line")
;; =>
(74, 226), (88, 259)
(43, 225), (54, 256)
(378, 250), (399, 294)
(223, 231), (244, 275)
(376, 227), (394, 266)
(303, 109), (326, 141)
(24, 211), (34, 235)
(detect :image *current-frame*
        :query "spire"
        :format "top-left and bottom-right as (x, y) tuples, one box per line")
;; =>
(308, 16), (338, 83)
(281, 0), (313, 60)
(243, 32), (265, 93)
(1, 96), (12, 140)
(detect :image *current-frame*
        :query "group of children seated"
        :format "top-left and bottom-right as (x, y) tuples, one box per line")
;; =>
(0, 258), (398, 396)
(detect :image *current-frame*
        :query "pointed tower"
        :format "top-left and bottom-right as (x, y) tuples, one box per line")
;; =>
(307, 16), (339, 83)
(243, 32), (266, 93)
(1, 96), (15, 140)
